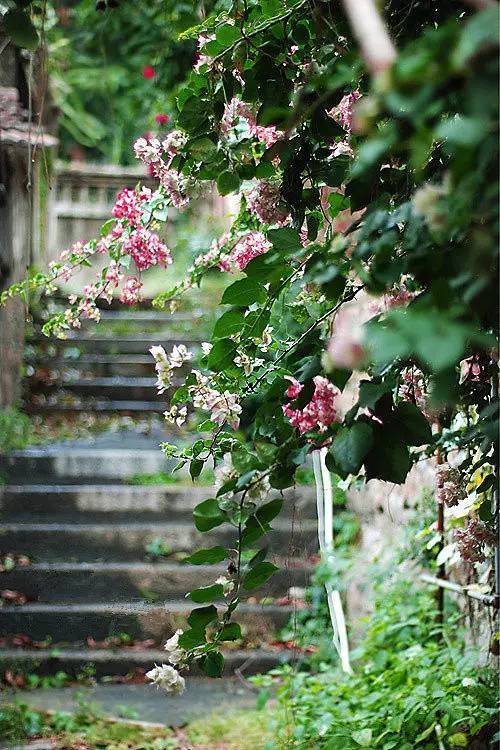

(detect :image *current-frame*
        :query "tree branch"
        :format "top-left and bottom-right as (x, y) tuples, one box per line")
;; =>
(341, 0), (397, 75)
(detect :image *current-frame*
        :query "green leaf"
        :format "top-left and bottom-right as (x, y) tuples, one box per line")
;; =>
(190, 459), (204, 480)
(189, 584), (224, 603)
(256, 497), (283, 524)
(183, 547), (228, 565)
(193, 498), (226, 532)
(332, 423), (374, 476)
(221, 278), (267, 306)
(267, 227), (301, 253)
(393, 402), (432, 446)
(207, 339), (237, 372)
(448, 733), (468, 748)
(364, 427), (411, 484)
(352, 729), (372, 747)
(436, 116), (488, 148)
(178, 96), (209, 132)
(218, 623), (242, 641)
(213, 310), (246, 339)
(476, 474), (495, 494)
(243, 561), (278, 590)
(3, 9), (39, 50)
(217, 171), (241, 195)
(178, 628), (206, 649)
(358, 381), (392, 409)
(199, 650), (224, 677)
(187, 605), (218, 630)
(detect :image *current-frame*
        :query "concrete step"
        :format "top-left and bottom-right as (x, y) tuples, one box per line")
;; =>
(22, 400), (170, 415)
(27, 355), (156, 378)
(0, 484), (317, 520)
(0, 448), (173, 481)
(0, 519), (317, 560)
(1, 561), (311, 602)
(33, 377), (165, 400)
(0, 601), (295, 641)
(0, 646), (287, 678)
(31, 336), (202, 354)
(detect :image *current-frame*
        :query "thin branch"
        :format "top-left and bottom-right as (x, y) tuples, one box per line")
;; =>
(341, 0), (397, 75)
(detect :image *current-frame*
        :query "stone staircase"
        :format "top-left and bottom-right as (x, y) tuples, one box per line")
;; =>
(23, 300), (206, 414)
(0, 302), (317, 682)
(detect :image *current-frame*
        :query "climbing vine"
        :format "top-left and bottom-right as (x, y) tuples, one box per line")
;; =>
(2, 0), (498, 686)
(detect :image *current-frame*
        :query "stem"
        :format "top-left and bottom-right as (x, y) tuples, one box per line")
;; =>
(340, 0), (397, 75)
(249, 284), (363, 392)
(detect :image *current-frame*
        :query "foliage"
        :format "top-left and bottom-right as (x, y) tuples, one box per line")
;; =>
(0, 408), (33, 452)
(2, 0), (498, 681)
(256, 578), (499, 749)
(0, 702), (43, 743)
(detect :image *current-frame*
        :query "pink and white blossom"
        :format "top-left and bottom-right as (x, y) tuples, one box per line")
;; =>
(119, 276), (143, 305)
(283, 376), (340, 434)
(219, 232), (272, 273)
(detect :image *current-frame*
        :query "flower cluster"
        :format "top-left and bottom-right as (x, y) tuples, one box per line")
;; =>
(150, 344), (193, 394)
(119, 276), (143, 305)
(123, 227), (172, 271)
(326, 90), (361, 133)
(436, 465), (466, 507)
(283, 375), (340, 434)
(454, 518), (496, 564)
(133, 132), (189, 208)
(246, 181), (290, 226)
(193, 32), (215, 72)
(219, 232), (272, 273)
(145, 663), (185, 695)
(326, 90), (361, 160)
(220, 97), (284, 147)
(189, 371), (241, 429)
(400, 369), (429, 416)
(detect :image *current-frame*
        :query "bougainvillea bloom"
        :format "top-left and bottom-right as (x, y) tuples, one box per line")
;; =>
(283, 376), (340, 434)
(326, 90), (361, 133)
(143, 65), (156, 79)
(454, 518), (497, 563)
(219, 231), (272, 272)
(123, 228), (172, 271)
(155, 113), (170, 125)
(119, 277), (143, 305)
(246, 181), (290, 225)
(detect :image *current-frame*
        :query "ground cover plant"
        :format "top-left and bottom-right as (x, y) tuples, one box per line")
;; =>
(2, 0), (498, 713)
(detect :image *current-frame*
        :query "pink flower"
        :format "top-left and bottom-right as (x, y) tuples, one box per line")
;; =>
(285, 376), (303, 399)
(454, 518), (496, 563)
(219, 231), (272, 273)
(112, 188), (144, 226)
(105, 262), (123, 287)
(330, 140), (353, 158)
(283, 375), (340, 434)
(119, 277), (143, 305)
(143, 65), (155, 80)
(250, 123), (283, 148)
(134, 137), (163, 165)
(193, 33), (215, 72)
(123, 228), (172, 272)
(155, 113), (170, 125)
(326, 90), (361, 134)
(246, 181), (289, 225)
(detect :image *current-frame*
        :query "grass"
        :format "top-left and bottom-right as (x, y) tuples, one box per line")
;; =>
(0, 700), (273, 750)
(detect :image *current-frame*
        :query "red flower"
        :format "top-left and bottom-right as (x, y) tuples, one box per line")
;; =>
(155, 113), (170, 125)
(143, 66), (155, 80)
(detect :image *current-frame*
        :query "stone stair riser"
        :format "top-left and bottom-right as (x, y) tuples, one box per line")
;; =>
(1, 563), (311, 602)
(31, 337), (202, 354)
(0, 648), (285, 678)
(0, 603), (293, 642)
(0, 522), (317, 561)
(0, 485), (317, 521)
(0, 451), (174, 480)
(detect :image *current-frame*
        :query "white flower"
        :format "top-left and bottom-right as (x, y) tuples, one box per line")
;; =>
(163, 629), (185, 665)
(216, 575), (236, 596)
(169, 344), (193, 369)
(234, 351), (264, 376)
(201, 342), (213, 355)
(146, 663), (186, 694)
